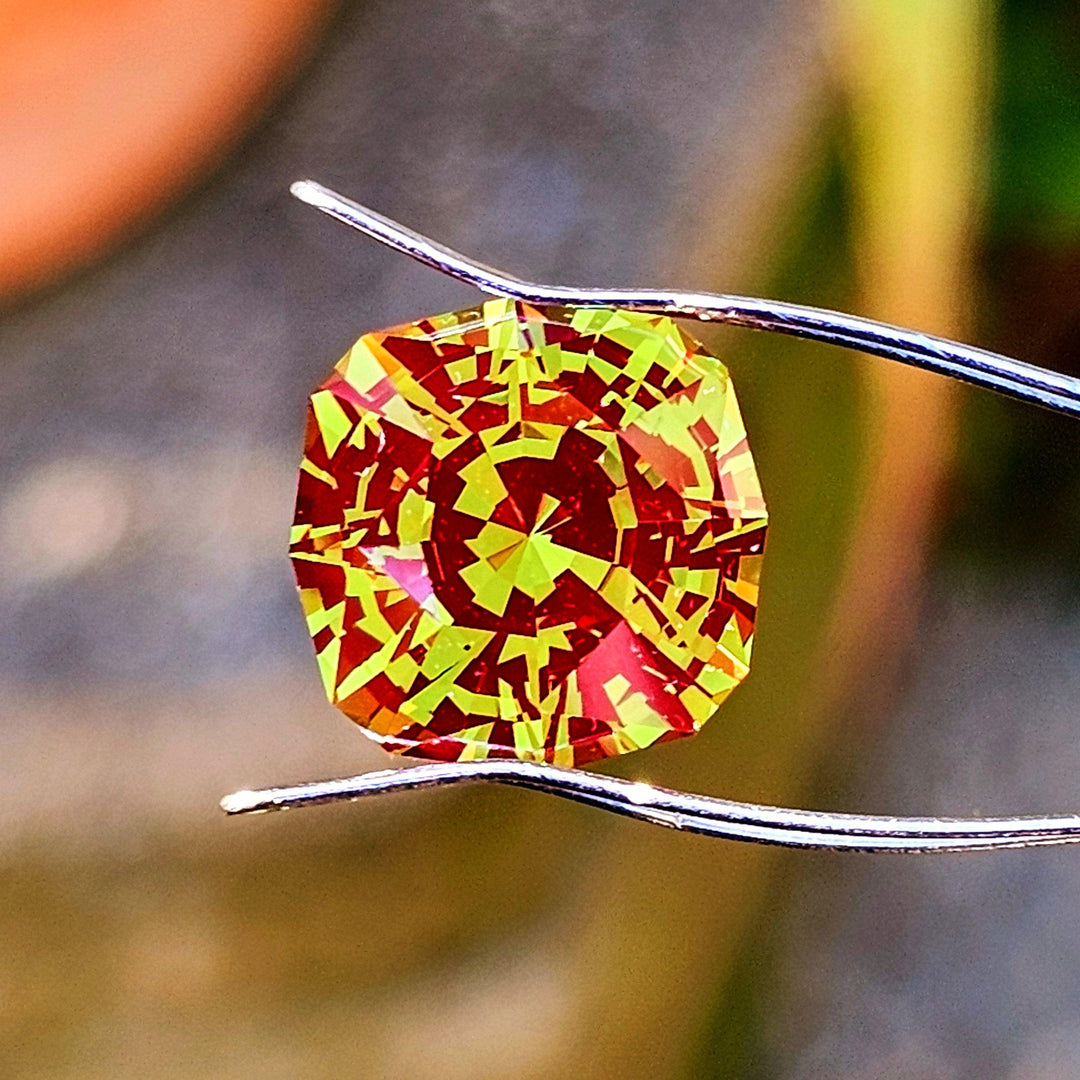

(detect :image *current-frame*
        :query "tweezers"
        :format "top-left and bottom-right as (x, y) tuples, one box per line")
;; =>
(219, 180), (1080, 853)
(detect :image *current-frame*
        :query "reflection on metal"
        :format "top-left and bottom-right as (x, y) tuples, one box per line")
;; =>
(220, 182), (1080, 853)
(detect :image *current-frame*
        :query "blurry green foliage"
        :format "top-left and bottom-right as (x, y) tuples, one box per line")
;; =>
(944, 0), (1080, 582)
(991, 1), (1080, 246)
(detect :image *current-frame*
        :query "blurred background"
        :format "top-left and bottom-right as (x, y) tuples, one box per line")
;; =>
(2, 0), (1080, 1076)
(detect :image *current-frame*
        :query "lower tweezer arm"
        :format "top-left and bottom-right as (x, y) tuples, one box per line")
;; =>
(221, 760), (1080, 853)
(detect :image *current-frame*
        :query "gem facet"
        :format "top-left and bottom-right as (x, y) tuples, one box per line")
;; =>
(290, 299), (767, 765)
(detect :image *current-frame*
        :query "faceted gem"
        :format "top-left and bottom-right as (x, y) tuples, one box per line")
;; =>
(290, 299), (767, 766)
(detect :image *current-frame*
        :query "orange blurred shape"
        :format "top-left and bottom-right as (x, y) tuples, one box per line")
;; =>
(0, 0), (336, 302)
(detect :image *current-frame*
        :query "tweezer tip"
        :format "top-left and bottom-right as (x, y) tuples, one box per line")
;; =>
(290, 179), (327, 206)
(220, 790), (265, 815)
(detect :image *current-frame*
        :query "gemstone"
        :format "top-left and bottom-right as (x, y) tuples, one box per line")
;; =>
(290, 299), (767, 766)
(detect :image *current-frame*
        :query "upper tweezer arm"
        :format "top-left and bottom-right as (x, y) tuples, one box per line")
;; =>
(290, 179), (1080, 421)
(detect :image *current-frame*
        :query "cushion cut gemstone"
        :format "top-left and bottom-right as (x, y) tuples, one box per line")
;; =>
(290, 299), (767, 765)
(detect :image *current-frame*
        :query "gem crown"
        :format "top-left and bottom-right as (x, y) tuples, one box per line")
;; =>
(290, 299), (767, 765)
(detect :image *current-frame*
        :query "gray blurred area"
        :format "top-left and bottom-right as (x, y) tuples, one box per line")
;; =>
(0, 0), (821, 852)
(766, 574), (1080, 1080)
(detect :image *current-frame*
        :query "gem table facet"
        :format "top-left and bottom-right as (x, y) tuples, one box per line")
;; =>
(290, 299), (767, 766)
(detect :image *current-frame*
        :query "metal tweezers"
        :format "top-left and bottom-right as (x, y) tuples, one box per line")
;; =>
(220, 180), (1080, 853)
